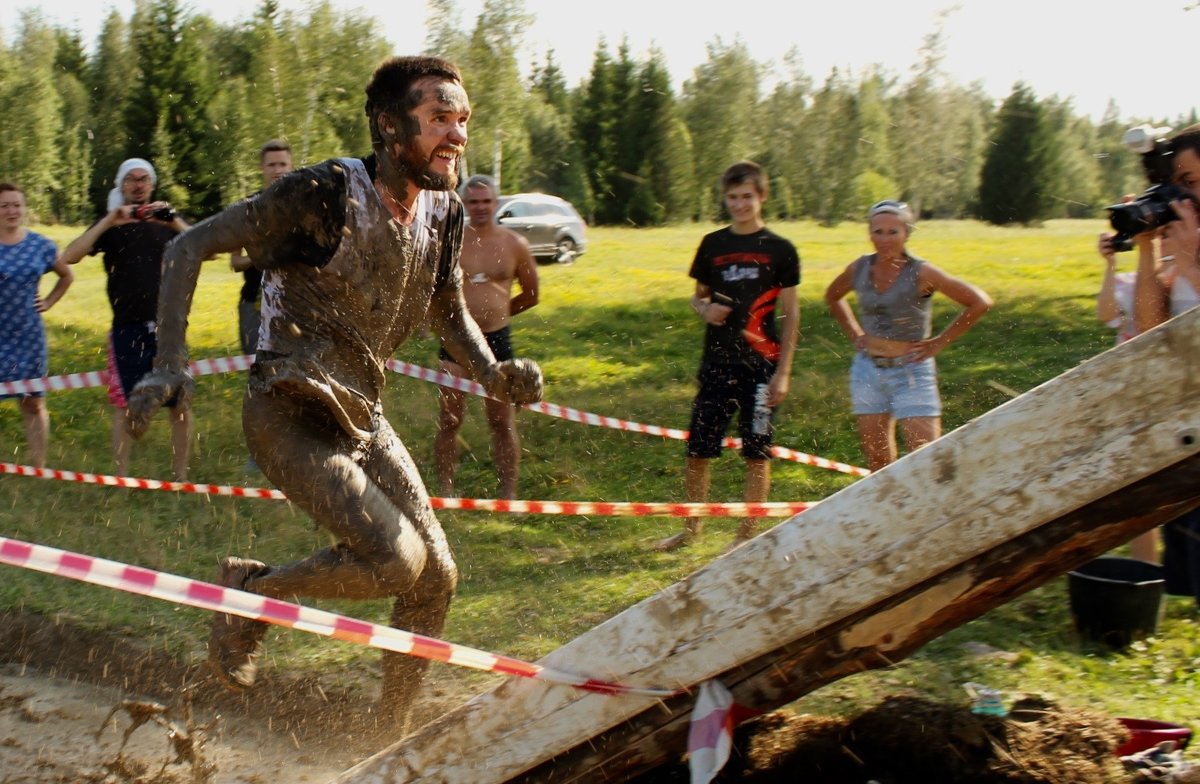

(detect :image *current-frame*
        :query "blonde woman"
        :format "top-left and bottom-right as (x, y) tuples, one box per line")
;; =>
(824, 201), (991, 471)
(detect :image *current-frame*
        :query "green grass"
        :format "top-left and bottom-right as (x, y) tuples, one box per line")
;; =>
(2, 218), (1196, 725)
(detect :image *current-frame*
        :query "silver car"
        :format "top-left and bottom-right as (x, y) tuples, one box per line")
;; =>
(495, 193), (588, 263)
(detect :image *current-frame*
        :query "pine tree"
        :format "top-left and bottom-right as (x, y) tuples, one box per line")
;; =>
(128, 0), (220, 214)
(0, 12), (63, 219)
(978, 83), (1056, 225)
(85, 11), (134, 216)
(423, 0), (468, 64)
(530, 50), (570, 115)
(1094, 100), (1146, 206)
(756, 49), (811, 221)
(681, 38), (761, 220)
(573, 41), (619, 222)
(794, 68), (860, 226)
(52, 30), (94, 222)
(524, 98), (592, 209)
(624, 51), (693, 225)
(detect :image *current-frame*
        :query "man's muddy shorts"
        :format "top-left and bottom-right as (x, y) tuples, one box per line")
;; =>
(439, 325), (514, 364)
(106, 322), (180, 409)
(686, 361), (776, 460)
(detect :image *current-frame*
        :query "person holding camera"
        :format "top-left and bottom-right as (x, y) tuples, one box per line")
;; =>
(1129, 127), (1200, 333)
(60, 158), (191, 480)
(824, 200), (991, 473)
(1104, 123), (1200, 602)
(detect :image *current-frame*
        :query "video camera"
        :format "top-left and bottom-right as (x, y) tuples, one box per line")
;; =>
(128, 203), (176, 222)
(1106, 124), (1192, 252)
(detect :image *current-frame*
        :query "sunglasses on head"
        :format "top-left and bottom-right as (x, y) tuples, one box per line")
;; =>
(868, 200), (908, 217)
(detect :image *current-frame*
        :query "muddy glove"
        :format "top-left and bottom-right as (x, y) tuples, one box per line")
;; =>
(483, 358), (543, 405)
(127, 369), (194, 439)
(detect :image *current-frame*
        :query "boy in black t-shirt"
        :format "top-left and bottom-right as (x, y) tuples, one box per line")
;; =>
(655, 161), (801, 552)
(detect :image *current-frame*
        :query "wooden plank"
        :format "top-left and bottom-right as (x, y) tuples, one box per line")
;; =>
(510, 454), (1200, 782)
(331, 306), (1200, 784)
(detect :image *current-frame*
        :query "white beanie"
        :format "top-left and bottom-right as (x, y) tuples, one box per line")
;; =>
(106, 158), (157, 211)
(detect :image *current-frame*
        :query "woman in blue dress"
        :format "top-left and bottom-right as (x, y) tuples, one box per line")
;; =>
(0, 183), (73, 468)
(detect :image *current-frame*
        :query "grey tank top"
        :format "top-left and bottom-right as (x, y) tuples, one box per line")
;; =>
(852, 253), (932, 341)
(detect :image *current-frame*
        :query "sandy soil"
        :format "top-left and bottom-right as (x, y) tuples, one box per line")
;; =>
(0, 665), (349, 783)
(0, 610), (1189, 783)
(0, 611), (474, 784)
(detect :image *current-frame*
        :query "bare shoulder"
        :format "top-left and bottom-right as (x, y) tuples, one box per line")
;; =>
(917, 259), (949, 284)
(500, 226), (532, 256)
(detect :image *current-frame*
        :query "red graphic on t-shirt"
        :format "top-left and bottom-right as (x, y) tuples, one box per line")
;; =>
(713, 252), (771, 267)
(743, 287), (781, 361)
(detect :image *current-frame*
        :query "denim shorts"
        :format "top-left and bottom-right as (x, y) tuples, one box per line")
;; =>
(849, 352), (941, 419)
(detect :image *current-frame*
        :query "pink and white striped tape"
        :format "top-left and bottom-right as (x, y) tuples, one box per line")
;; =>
(0, 355), (254, 396)
(0, 535), (676, 698)
(0, 355), (869, 476)
(0, 463), (815, 518)
(385, 360), (871, 477)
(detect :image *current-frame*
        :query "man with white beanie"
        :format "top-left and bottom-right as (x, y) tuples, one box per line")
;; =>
(60, 158), (192, 480)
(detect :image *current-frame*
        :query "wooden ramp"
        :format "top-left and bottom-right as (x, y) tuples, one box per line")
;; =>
(333, 307), (1200, 784)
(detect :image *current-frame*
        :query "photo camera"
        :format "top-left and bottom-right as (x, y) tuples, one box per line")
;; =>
(1106, 124), (1192, 252)
(128, 203), (176, 222)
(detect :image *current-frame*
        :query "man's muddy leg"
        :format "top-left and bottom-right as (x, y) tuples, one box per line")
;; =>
(240, 392), (457, 727)
(363, 420), (458, 730)
(242, 393), (434, 601)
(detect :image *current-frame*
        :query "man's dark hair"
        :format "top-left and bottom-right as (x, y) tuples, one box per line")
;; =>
(1169, 123), (1200, 158)
(259, 139), (291, 160)
(720, 160), (768, 199)
(0, 182), (23, 196)
(364, 56), (462, 146)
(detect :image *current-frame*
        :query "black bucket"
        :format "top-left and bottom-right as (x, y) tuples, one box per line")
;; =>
(1068, 557), (1165, 649)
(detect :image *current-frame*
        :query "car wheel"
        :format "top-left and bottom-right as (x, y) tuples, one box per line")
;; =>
(555, 237), (577, 264)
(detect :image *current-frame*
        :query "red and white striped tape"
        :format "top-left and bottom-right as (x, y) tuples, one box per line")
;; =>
(0, 462), (288, 500)
(0, 535), (675, 698)
(1, 355), (869, 476)
(385, 360), (871, 477)
(0, 463), (815, 518)
(0, 355), (254, 396)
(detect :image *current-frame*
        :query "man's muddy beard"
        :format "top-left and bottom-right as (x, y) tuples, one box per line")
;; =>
(394, 148), (459, 192)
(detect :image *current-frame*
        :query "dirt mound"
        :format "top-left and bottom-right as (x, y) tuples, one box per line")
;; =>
(642, 693), (1134, 783)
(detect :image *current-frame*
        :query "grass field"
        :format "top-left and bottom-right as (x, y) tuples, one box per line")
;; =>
(1, 217), (1197, 726)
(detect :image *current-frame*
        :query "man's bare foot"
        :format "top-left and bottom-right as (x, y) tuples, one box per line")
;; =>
(653, 530), (696, 552)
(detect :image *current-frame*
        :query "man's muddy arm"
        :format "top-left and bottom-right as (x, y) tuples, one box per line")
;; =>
(428, 284), (543, 405)
(125, 204), (263, 437)
(154, 202), (258, 371)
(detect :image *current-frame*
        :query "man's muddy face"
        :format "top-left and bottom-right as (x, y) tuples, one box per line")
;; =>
(389, 76), (470, 192)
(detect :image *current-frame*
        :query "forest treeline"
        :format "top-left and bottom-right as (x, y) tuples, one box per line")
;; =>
(1, 0), (1195, 227)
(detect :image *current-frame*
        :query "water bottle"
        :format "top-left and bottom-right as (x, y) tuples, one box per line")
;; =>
(964, 682), (1007, 717)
